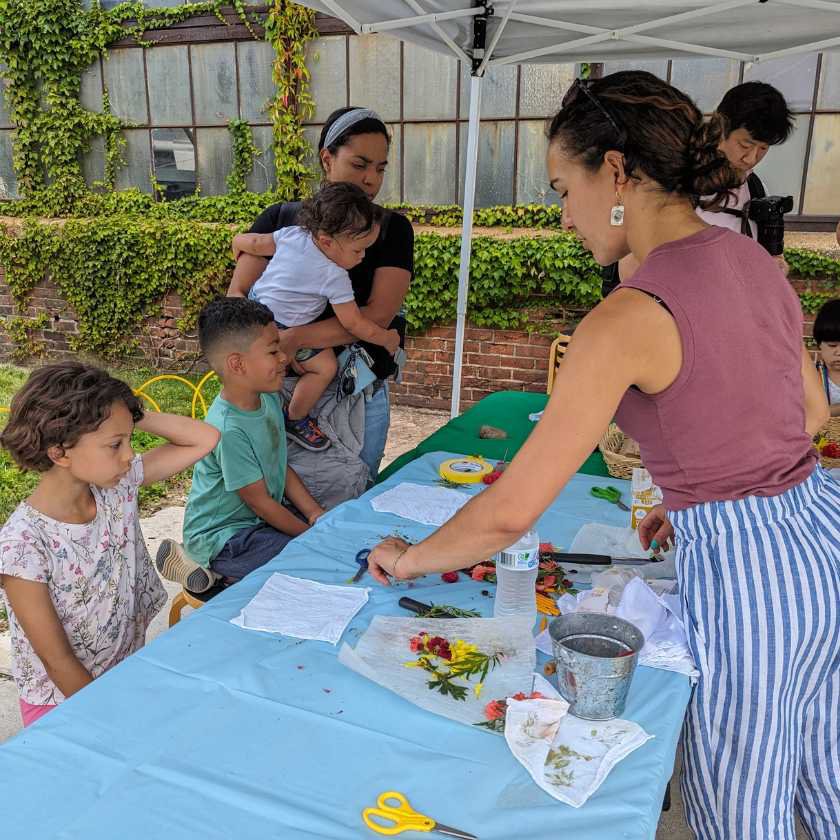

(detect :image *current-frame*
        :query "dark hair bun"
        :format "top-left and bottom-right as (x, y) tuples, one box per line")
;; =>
(686, 113), (742, 208)
(548, 70), (742, 206)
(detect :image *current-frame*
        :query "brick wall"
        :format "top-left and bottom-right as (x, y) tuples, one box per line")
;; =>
(0, 270), (561, 408)
(391, 326), (557, 410)
(1, 268), (824, 409)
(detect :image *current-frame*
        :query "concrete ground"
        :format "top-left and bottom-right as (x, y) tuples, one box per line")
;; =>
(0, 404), (807, 838)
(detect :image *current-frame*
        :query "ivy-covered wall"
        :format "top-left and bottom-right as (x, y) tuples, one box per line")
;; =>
(0, 206), (600, 360)
(0, 1), (316, 207)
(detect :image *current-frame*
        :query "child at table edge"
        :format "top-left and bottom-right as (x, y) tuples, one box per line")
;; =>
(156, 297), (325, 593)
(813, 298), (840, 417)
(0, 363), (220, 726)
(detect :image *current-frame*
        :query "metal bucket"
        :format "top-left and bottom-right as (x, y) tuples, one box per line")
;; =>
(549, 613), (645, 720)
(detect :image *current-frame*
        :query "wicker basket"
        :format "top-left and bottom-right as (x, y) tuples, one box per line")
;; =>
(818, 416), (840, 470)
(598, 424), (643, 480)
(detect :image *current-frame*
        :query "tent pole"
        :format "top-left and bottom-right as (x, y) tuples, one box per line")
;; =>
(450, 72), (482, 418)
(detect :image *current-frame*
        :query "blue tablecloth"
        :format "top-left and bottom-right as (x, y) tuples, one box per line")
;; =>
(0, 451), (691, 840)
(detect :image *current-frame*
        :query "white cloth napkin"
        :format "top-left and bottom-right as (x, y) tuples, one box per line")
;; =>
(505, 698), (653, 808)
(535, 576), (698, 679)
(370, 481), (473, 526)
(230, 573), (369, 644)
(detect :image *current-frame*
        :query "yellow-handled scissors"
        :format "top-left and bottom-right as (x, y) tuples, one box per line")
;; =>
(362, 791), (477, 839)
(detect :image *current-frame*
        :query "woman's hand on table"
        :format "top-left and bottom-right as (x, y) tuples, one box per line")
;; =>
(368, 537), (415, 585)
(638, 504), (674, 554)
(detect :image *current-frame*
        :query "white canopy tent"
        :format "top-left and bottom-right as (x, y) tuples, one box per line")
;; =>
(298, 1), (840, 416)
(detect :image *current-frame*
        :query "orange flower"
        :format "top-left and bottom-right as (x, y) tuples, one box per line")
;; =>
(484, 700), (506, 720)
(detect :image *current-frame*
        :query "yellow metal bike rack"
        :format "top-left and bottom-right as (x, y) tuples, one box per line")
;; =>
(3, 372), (219, 419)
(132, 372), (218, 419)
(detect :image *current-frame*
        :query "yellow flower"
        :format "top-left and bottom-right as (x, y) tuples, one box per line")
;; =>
(449, 639), (478, 664)
(473, 682), (484, 698)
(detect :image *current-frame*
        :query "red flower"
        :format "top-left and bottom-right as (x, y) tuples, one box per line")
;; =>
(409, 636), (423, 653)
(562, 579), (573, 588)
(539, 560), (557, 571)
(541, 575), (557, 588)
(427, 636), (452, 660)
(539, 542), (556, 553)
(441, 571), (459, 583)
(512, 691), (527, 701)
(484, 699), (506, 720)
(471, 564), (494, 581)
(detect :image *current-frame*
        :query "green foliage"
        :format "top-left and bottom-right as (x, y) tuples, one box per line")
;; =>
(264, 0), (318, 200)
(0, 0), (235, 204)
(388, 203), (565, 229)
(784, 248), (840, 316)
(1, 205), (834, 360)
(799, 292), (833, 315)
(0, 191), (568, 229)
(0, 186), (288, 225)
(0, 1), (317, 210)
(101, 90), (127, 189)
(4, 313), (49, 360)
(226, 118), (261, 195)
(785, 247), (840, 283)
(0, 217), (236, 357)
(406, 232), (601, 331)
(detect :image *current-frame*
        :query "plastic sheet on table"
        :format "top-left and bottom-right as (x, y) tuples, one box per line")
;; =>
(339, 616), (536, 729)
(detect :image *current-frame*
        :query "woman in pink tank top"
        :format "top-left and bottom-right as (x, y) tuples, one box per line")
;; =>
(367, 72), (838, 839)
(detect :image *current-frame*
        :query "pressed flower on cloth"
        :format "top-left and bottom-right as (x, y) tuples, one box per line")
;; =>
(0, 456), (166, 705)
(475, 672), (561, 734)
(505, 699), (653, 808)
(339, 616), (536, 728)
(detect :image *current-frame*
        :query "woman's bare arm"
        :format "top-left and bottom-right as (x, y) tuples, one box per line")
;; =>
(368, 290), (682, 582)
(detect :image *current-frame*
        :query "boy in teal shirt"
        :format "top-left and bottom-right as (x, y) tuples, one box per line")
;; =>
(156, 298), (324, 592)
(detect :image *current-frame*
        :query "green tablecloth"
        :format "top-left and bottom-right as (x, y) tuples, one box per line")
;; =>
(379, 390), (609, 483)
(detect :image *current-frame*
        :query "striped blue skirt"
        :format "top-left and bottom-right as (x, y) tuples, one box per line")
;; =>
(670, 466), (840, 840)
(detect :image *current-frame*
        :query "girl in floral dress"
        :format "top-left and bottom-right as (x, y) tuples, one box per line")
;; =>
(0, 363), (219, 726)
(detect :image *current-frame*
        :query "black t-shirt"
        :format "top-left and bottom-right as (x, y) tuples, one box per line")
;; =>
(249, 201), (415, 307)
(248, 201), (414, 379)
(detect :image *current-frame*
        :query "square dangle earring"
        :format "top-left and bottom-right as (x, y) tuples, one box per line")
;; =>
(610, 193), (625, 226)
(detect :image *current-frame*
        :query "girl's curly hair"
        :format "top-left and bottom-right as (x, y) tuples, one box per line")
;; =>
(1, 363), (143, 471)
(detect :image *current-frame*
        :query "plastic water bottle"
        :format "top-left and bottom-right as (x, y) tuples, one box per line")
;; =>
(493, 529), (540, 624)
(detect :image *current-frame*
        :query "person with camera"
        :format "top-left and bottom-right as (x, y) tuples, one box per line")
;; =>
(603, 81), (794, 293)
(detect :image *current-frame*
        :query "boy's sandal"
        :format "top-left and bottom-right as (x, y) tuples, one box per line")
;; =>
(155, 539), (219, 594)
(285, 416), (331, 452)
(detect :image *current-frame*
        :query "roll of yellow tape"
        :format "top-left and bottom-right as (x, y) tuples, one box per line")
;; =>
(439, 456), (494, 484)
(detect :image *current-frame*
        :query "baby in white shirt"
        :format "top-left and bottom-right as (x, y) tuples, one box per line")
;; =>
(233, 183), (400, 452)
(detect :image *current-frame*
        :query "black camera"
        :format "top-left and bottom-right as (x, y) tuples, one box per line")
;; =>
(748, 195), (794, 257)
